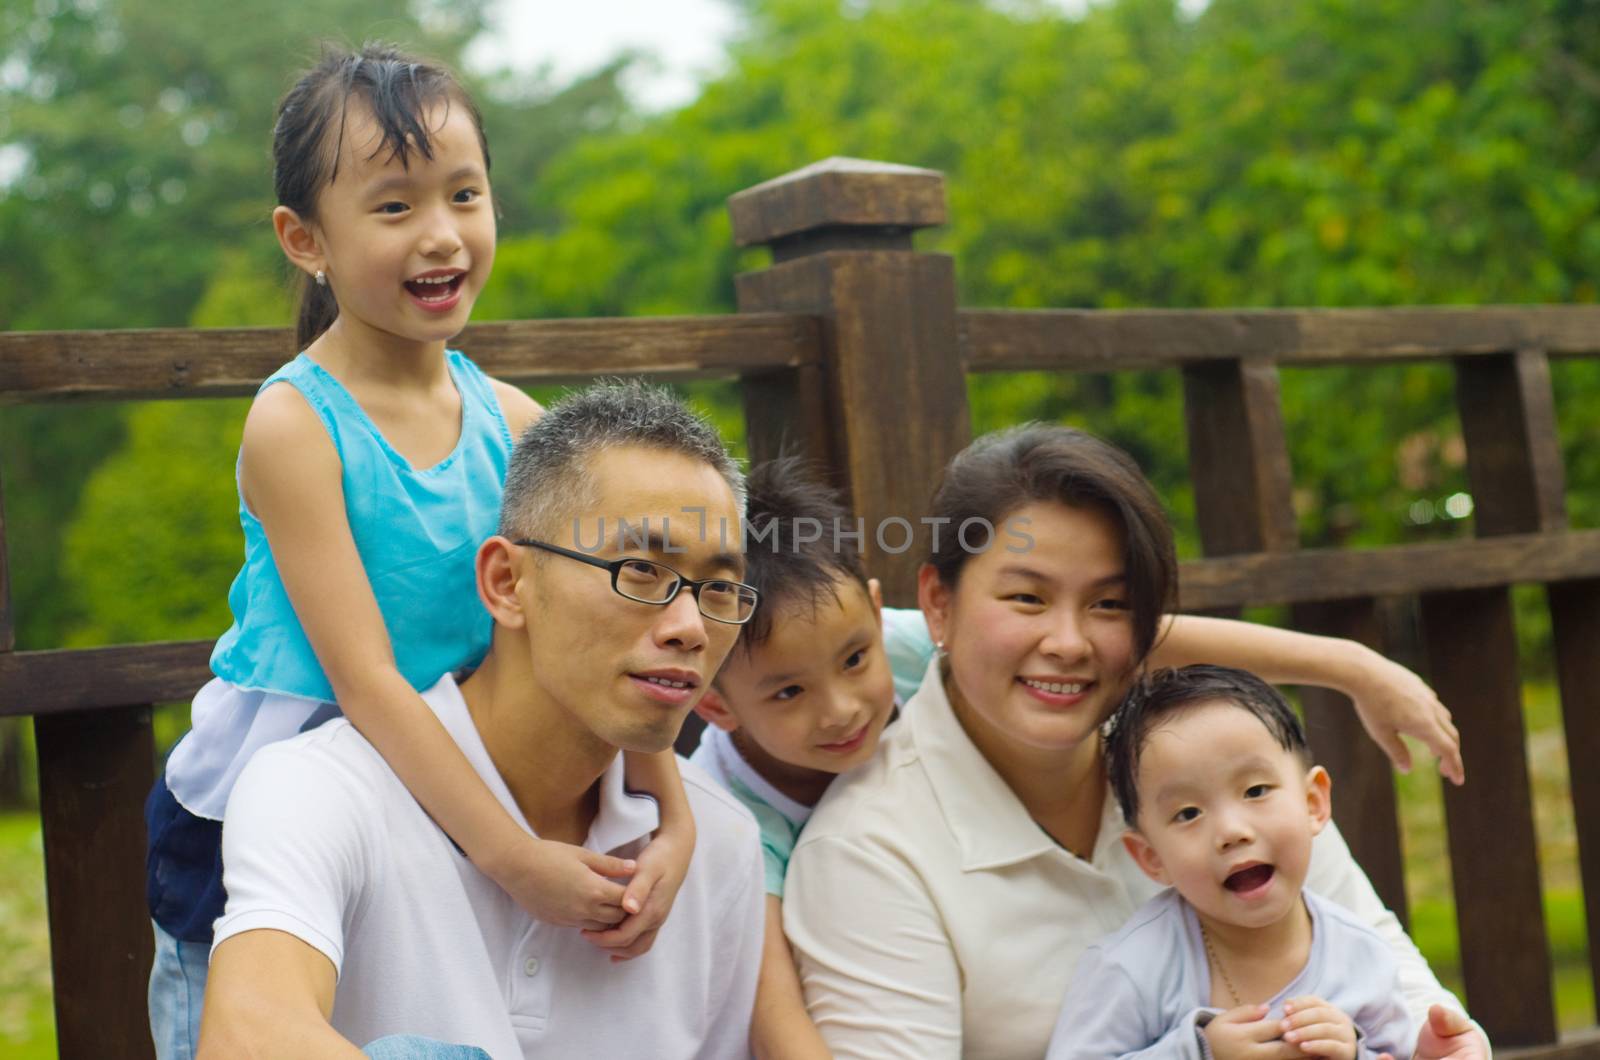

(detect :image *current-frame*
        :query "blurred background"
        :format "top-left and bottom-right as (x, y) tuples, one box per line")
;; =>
(2, 0), (1597, 1052)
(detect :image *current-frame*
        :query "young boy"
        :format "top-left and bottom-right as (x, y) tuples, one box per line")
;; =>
(689, 457), (933, 1060)
(1046, 665), (1415, 1060)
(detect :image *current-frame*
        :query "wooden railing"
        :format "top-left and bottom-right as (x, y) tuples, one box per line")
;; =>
(2, 157), (1597, 1057)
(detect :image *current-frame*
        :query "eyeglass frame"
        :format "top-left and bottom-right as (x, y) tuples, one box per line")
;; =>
(513, 538), (760, 626)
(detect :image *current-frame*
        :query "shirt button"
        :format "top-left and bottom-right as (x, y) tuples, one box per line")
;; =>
(524, 957), (541, 977)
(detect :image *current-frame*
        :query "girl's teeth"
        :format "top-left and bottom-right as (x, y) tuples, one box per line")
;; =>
(1024, 679), (1086, 694)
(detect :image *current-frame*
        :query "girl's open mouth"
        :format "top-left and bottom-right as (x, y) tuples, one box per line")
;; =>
(404, 273), (465, 310)
(403, 275), (467, 301)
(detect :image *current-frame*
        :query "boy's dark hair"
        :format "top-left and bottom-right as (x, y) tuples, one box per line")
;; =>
(273, 41), (490, 349)
(1105, 664), (1312, 827)
(926, 424), (1176, 664)
(733, 456), (870, 655)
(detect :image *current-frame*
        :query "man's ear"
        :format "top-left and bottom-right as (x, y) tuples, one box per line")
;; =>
(476, 536), (526, 629)
(694, 684), (740, 733)
(1305, 764), (1333, 836)
(916, 563), (950, 647)
(273, 204), (325, 283)
(1122, 829), (1170, 885)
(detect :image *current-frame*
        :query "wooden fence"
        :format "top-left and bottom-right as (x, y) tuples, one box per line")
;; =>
(2, 157), (1599, 1057)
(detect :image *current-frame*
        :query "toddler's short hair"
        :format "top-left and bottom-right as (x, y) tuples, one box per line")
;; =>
(1105, 664), (1312, 827)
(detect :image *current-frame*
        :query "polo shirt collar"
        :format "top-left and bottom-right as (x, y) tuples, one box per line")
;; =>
(906, 657), (1126, 874)
(424, 674), (661, 855)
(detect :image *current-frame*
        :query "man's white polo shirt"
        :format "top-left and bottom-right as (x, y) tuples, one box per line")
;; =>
(213, 673), (764, 1059)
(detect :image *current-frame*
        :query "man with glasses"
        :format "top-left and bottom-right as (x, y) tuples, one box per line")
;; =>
(199, 382), (765, 1058)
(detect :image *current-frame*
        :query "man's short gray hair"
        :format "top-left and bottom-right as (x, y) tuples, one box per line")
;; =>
(499, 379), (746, 543)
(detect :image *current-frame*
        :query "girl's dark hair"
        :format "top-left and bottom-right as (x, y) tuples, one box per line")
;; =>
(926, 424), (1176, 663)
(273, 42), (490, 349)
(1104, 665), (1313, 826)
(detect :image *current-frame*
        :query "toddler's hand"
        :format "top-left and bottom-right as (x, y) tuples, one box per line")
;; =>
(580, 826), (691, 962)
(1205, 1003), (1304, 1060)
(1282, 995), (1357, 1059)
(498, 835), (634, 929)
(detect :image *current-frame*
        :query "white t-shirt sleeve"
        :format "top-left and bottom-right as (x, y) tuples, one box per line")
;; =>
(1047, 946), (1207, 1060)
(211, 734), (375, 974)
(784, 833), (963, 1060)
(1306, 821), (1481, 1047)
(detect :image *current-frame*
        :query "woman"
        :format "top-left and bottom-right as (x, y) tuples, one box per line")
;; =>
(782, 424), (1482, 1059)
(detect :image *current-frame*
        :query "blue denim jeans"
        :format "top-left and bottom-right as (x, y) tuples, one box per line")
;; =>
(148, 920), (209, 1060)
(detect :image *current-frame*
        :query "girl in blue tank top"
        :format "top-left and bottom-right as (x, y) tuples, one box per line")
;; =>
(145, 44), (697, 1056)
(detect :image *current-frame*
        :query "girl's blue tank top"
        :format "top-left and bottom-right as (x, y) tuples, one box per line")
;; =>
(208, 350), (513, 702)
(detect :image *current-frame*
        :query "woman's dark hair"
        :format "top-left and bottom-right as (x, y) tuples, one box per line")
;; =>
(273, 42), (490, 349)
(926, 424), (1176, 663)
(1104, 665), (1313, 826)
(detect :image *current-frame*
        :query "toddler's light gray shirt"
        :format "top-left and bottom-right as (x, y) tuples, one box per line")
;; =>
(1046, 887), (1414, 1060)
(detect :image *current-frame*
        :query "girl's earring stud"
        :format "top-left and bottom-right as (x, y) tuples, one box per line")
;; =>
(314, 269), (327, 287)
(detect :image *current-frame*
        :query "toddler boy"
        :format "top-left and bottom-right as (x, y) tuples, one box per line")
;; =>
(1046, 665), (1415, 1060)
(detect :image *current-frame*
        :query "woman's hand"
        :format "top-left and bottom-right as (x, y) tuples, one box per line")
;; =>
(1337, 646), (1463, 785)
(1407, 1005), (1488, 1060)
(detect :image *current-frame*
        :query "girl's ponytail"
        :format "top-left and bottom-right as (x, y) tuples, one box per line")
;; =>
(295, 272), (339, 350)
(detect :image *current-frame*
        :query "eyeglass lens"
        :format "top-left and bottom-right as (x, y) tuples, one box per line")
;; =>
(615, 559), (756, 622)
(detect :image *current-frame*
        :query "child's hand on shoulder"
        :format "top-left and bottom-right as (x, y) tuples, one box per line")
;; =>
(580, 825), (692, 962)
(1280, 995), (1357, 1059)
(498, 835), (636, 929)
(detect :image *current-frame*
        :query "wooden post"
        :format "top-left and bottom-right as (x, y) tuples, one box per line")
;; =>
(1417, 350), (1558, 1044)
(1181, 359), (1409, 922)
(728, 158), (970, 606)
(36, 707), (156, 1060)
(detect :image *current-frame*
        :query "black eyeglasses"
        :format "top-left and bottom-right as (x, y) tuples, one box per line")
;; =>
(516, 539), (760, 626)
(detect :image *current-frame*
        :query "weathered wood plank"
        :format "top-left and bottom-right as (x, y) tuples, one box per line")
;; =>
(961, 306), (1600, 372)
(1502, 1034), (1600, 1060)
(0, 461), (12, 653)
(1421, 588), (1555, 1045)
(0, 314), (821, 404)
(1420, 349), (1562, 1045)
(1296, 598), (1409, 927)
(36, 706), (156, 1060)
(1181, 359), (1298, 556)
(1175, 528), (1600, 611)
(0, 641), (212, 717)
(728, 157), (946, 248)
(1549, 576), (1600, 1014)
(1455, 351), (1567, 535)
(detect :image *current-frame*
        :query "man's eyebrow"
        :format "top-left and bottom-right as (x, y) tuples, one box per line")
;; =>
(617, 530), (744, 574)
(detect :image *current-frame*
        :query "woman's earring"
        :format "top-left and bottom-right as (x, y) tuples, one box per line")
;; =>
(935, 640), (948, 658)
(314, 269), (327, 287)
